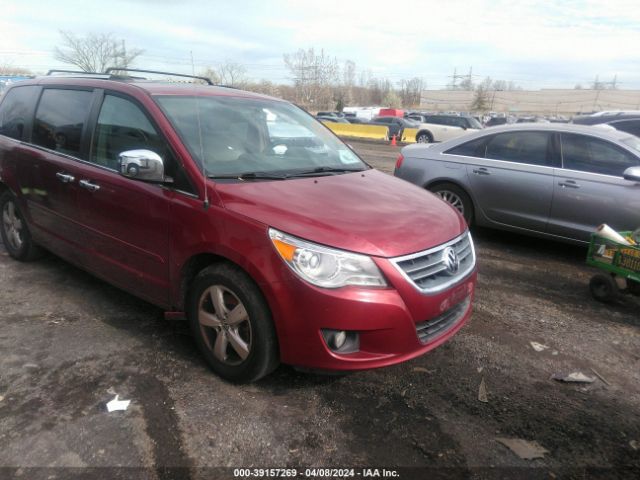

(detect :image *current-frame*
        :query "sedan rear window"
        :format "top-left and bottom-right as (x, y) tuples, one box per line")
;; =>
(485, 131), (550, 166)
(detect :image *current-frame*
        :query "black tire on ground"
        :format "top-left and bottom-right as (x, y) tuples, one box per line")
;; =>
(589, 274), (619, 303)
(187, 263), (279, 383)
(416, 131), (433, 143)
(428, 182), (474, 225)
(0, 191), (43, 261)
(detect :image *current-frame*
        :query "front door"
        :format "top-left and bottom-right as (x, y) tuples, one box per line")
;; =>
(465, 130), (556, 232)
(73, 92), (174, 306)
(548, 132), (640, 242)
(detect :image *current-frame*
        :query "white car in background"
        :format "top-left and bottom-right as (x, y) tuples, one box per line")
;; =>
(413, 114), (481, 143)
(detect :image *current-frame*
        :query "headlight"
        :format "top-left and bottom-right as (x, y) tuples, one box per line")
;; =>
(268, 228), (387, 288)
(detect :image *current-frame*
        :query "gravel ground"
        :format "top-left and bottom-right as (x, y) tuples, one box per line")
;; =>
(1, 140), (639, 479)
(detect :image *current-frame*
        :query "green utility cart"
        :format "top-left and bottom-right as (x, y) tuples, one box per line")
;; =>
(587, 230), (640, 303)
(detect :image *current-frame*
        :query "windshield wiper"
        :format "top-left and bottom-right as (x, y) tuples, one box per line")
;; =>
(287, 166), (367, 177)
(208, 172), (289, 181)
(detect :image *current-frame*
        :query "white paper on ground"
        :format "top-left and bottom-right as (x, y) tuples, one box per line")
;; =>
(106, 395), (131, 412)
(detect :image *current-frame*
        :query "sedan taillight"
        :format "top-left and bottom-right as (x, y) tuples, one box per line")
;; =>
(395, 154), (404, 170)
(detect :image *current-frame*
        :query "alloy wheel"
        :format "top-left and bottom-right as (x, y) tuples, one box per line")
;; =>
(197, 285), (252, 366)
(2, 200), (24, 251)
(436, 190), (465, 215)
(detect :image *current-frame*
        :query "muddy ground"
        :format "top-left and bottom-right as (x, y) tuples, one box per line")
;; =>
(1, 140), (639, 479)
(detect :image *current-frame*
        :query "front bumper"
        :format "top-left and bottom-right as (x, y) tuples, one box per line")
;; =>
(269, 254), (477, 371)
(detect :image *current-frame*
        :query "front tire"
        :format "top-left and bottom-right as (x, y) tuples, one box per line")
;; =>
(187, 263), (279, 382)
(0, 191), (43, 261)
(429, 183), (474, 225)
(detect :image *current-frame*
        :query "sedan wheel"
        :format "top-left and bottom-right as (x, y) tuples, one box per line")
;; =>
(429, 183), (474, 225)
(436, 190), (465, 215)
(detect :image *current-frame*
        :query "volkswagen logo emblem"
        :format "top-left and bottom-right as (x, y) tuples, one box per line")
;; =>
(443, 247), (460, 274)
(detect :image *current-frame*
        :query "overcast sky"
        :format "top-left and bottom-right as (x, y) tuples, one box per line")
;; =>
(2, 0), (640, 89)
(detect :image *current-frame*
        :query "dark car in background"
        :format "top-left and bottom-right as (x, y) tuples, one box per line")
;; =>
(394, 123), (640, 243)
(572, 112), (640, 137)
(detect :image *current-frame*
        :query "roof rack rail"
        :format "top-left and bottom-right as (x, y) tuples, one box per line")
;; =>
(104, 68), (213, 85)
(46, 69), (111, 77)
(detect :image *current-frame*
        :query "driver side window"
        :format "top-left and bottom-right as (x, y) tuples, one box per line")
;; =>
(91, 94), (163, 170)
(91, 94), (194, 192)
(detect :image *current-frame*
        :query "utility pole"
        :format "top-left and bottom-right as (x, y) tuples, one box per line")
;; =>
(449, 68), (457, 90)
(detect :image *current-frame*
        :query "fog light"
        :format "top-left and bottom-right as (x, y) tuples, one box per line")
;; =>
(321, 329), (360, 354)
(333, 330), (347, 349)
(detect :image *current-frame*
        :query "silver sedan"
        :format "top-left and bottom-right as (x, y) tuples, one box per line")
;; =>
(394, 124), (640, 244)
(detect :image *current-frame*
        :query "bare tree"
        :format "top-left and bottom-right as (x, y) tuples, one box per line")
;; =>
(283, 47), (338, 110)
(399, 77), (424, 108)
(199, 67), (221, 84)
(0, 63), (32, 76)
(54, 31), (143, 72)
(218, 61), (248, 87)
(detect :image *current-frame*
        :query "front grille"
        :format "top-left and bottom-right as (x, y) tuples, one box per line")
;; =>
(415, 297), (470, 344)
(390, 231), (475, 294)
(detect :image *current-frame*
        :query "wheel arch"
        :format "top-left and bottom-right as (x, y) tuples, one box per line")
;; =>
(177, 250), (275, 318)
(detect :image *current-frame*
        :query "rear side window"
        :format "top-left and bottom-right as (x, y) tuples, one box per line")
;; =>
(560, 133), (639, 176)
(445, 137), (487, 158)
(485, 131), (550, 166)
(0, 85), (40, 141)
(32, 89), (93, 158)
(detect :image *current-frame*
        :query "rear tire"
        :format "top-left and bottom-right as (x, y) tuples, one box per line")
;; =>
(416, 131), (433, 143)
(590, 274), (619, 303)
(187, 263), (279, 383)
(429, 183), (474, 225)
(0, 191), (43, 261)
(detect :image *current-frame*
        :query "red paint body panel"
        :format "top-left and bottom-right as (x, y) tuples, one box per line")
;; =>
(215, 169), (467, 257)
(0, 77), (477, 372)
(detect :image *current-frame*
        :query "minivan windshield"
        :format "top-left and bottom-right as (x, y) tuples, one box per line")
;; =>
(156, 95), (367, 178)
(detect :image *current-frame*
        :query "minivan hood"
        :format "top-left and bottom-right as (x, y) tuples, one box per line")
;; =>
(215, 169), (466, 258)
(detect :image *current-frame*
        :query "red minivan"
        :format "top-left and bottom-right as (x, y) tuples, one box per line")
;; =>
(0, 72), (477, 382)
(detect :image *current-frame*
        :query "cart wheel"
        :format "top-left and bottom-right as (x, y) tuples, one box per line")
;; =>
(627, 279), (640, 296)
(589, 274), (619, 303)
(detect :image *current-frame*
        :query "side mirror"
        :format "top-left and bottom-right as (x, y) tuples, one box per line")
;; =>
(623, 166), (640, 182)
(118, 149), (165, 183)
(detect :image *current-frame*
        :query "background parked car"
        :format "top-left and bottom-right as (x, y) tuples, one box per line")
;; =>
(572, 111), (640, 137)
(413, 114), (481, 143)
(394, 123), (640, 243)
